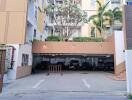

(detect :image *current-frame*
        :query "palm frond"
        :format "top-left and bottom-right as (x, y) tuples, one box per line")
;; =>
(113, 7), (122, 22)
(113, 7), (120, 13)
(88, 15), (98, 22)
(104, 10), (113, 18)
(96, 0), (102, 7)
(102, 1), (110, 13)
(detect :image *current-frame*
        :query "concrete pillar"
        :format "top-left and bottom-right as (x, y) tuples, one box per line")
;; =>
(114, 31), (125, 78)
(125, 50), (132, 94)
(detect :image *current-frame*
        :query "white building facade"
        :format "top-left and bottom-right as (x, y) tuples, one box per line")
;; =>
(2, 0), (45, 80)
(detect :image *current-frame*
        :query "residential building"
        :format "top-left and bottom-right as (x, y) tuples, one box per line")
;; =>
(44, 0), (97, 38)
(0, 0), (45, 80)
(0, 0), (126, 81)
(44, 0), (124, 39)
(32, 0), (126, 81)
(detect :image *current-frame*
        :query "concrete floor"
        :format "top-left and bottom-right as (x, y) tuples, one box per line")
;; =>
(0, 93), (129, 100)
(1, 71), (126, 95)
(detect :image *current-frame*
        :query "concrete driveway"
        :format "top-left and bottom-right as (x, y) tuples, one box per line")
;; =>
(1, 71), (126, 95)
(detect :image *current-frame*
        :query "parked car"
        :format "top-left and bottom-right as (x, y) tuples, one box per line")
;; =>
(81, 62), (89, 70)
(69, 60), (80, 70)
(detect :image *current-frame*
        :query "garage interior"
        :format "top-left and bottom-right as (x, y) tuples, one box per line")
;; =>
(32, 54), (114, 73)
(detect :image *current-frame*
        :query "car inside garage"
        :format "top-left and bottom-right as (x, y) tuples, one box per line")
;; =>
(32, 54), (114, 73)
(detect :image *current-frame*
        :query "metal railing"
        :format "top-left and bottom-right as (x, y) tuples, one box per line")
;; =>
(48, 64), (63, 75)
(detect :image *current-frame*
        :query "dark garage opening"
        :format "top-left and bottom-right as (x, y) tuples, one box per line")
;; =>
(32, 54), (114, 73)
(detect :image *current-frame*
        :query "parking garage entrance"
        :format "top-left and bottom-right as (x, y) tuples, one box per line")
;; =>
(32, 54), (114, 74)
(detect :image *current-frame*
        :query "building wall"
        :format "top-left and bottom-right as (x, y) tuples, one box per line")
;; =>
(123, 5), (132, 49)
(0, 0), (28, 44)
(125, 50), (132, 94)
(17, 45), (32, 67)
(16, 65), (32, 79)
(114, 31), (126, 80)
(27, 0), (37, 42)
(6, 44), (19, 80)
(37, 0), (44, 10)
(14, 0), (45, 79)
(26, 23), (34, 43)
(31, 0), (45, 41)
(0, 0), (46, 80)
(38, 8), (44, 33)
(81, 0), (97, 37)
(114, 31), (125, 68)
(16, 44), (32, 79)
(2, 0), (45, 80)
(32, 41), (114, 54)
(27, 0), (35, 25)
(6, 44), (32, 80)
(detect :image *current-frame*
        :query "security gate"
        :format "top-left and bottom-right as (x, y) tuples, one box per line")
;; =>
(48, 64), (63, 75)
(0, 50), (6, 93)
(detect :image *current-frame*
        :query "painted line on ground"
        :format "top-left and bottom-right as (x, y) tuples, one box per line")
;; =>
(82, 79), (91, 89)
(32, 79), (45, 89)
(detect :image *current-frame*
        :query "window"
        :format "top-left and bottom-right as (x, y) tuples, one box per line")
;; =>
(75, 0), (81, 5)
(91, 27), (96, 37)
(55, 27), (61, 32)
(56, 1), (63, 4)
(34, 29), (36, 38)
(51, 16), (54, 23)
(91, 0), (96, 6)
(48, 0), (54, 5)
(51, 29), (53, 35)
(35, 7), (38, 21)
(40, 35), (43, 40)
(22, 54), (29, 66)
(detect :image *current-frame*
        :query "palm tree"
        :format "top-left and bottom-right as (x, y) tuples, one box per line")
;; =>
(88, 0), (110, 40)
(113, 7), (122, 22)
(104, 7), (122, 31)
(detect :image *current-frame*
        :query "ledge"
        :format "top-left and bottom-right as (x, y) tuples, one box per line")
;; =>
(32, 41), (115, 55)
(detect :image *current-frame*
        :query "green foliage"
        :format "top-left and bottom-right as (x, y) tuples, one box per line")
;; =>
(112, 7), (122, 22)
(73, 37), (102, 42)
(45, 0), (88, 39)
(89, 0), (122, 38)
(128, 94), (132, 99)
(33, 39), (40, 41)
(89, 0), (110, 38)
(104, 7), (122, 25)
(46, 36), (61, 41)
(45, 0), (88, 24)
